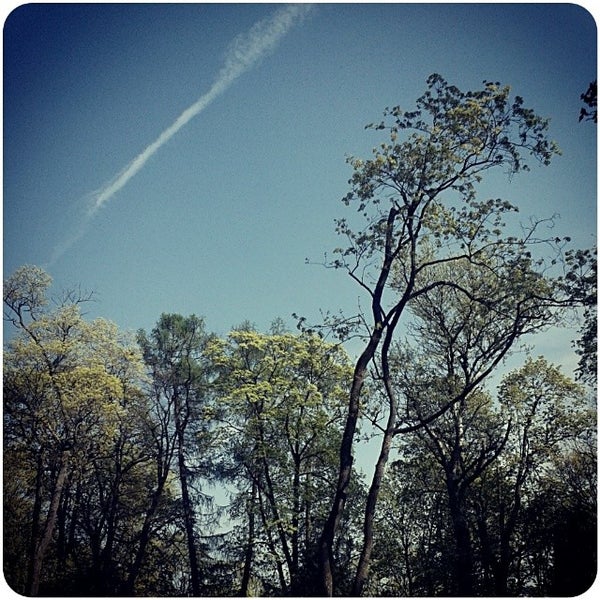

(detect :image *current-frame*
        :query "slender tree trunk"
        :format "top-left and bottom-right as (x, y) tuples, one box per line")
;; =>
(447, 478), (474, 596)
(317, 355), (370, 596)
(255, 414), (294, 575)
(100, 469), (122, 592)
(67, 481), (81, 557)
(353, 313), (401, 596)
(56, 478), (70, 567)
(257, 485), (288, 593)
(175, 402), (201, 596)
(318, 205), (404, 596)
(318, 328), (387, 595)
(475, 509), (496, 594)
(290, 452), (301, 590)
(123, 435), (172, 596)
(240, 481), (257, 596)
(352, 423), (395, 595)
(401, 531), (414, 595)
(123, 484), (163, 595)
(304, 476), (311, 555)
(26, 451), (44, 595)
(262, 454), (294, 573)
(179, 457), (201, 595)
(28, 450), (70, 596)
(494, 498), (521, 595)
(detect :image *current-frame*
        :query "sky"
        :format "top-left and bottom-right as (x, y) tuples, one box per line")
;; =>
(3, 2), (597, 375)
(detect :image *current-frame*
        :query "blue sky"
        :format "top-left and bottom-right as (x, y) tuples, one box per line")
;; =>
(3, 2), (597, 368)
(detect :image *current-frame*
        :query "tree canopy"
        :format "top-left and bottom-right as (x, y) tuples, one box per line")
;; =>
(4, 74), (595, 597)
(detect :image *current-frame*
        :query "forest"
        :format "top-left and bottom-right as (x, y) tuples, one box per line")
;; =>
(3, 74), (597, 597)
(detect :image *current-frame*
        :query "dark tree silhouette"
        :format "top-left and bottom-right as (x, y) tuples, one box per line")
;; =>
(579, 80), (597, 123)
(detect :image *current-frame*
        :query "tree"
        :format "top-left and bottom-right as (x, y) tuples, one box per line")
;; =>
(207, 326), (354, 595)
(373, 252), (558, 594)
(489, 357), (594, 594)
(560, 246), (597, 385)
(366, 357), (593, 596)
(413, 390), (509, 596)
(3, 265), (146, 596)
(314, 73), (562, 595)
(134, 314), (215, 596)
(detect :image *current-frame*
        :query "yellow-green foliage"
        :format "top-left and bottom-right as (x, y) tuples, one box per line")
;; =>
(4, 266), (146, 457)
(208, 328), (353, 549)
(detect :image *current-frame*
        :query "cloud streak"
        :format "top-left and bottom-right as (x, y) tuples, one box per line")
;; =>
(49, 3), (313, 265)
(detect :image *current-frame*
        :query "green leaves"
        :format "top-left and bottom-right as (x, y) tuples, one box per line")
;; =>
(499, 357), (592, 462)
(209, 329), (351, 413)
(207, 328), (353, 591)
(346, 73), (559, 220)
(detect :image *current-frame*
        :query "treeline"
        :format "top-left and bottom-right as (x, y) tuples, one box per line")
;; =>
(3, 265), (595, 596)
(4, 74), (597, 596)
(3, 279), (347, 596)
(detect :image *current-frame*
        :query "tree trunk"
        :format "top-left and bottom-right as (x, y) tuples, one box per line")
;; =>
(28, 450), (70, 596)
(317, 305), (395, 594)
(26, 451), (44, 595)
(123, 439), (171, 596)
(176, 421), (201, 595)
(317, 352), (370, 596)
(240, 481), (257, 596)
(123, 485), (163, 595)
(290, 450), (301, 590)
(257, 486), (288, 593)
(353, 317), (400, 596)
(317, 204), (402, 596)
(99, 470), (122, 593)
(447, 478), (474, 596)
(352, 424), (395, 595)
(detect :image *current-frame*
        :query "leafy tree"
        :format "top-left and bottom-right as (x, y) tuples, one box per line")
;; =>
(367, 358), (592, 597)
(313, 73), (564, 596)
(406, 388), (508, 596)
(3, 266), (147, 596)
(134, 314), (215, 596)
(488, 357), (594, 594)
(207, 326), (354, 595)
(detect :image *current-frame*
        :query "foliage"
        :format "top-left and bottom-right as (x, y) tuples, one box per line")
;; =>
(206, 327), (356, 595)
(3, 266), (149, 595)
(368, 358), (593, 596)
(560, 246), (597, 385)
(3, 74), (595, 597)
(134, 313), (217, 596)
(579, 80), (597, 123)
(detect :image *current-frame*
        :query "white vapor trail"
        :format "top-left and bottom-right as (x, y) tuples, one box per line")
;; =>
(49, 4), (313, 265)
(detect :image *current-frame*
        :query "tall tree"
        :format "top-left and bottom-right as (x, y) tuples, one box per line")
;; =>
(3, 265), (146, 596)
(489, 357), (594, 594)
(314, 74), (562, 595)
(136, 313), (214, 596)
(207, 326), (353, 595)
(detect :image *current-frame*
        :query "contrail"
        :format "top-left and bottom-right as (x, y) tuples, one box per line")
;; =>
(48, 3), (313, 265)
